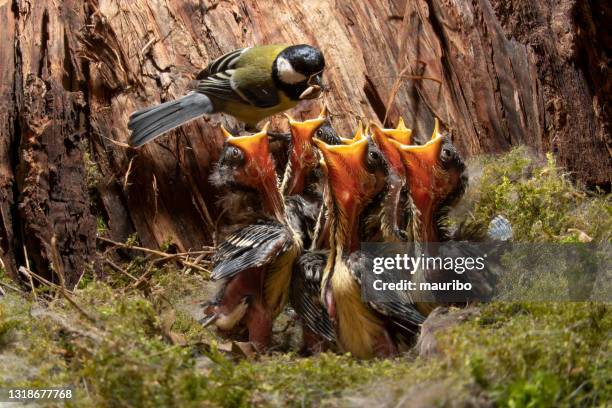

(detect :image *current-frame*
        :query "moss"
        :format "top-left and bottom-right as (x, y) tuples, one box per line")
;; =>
(159, 237), (176, 253)
(1, 277), (609, 407)
(96, 216), (109, 235)
(446, 303), (612, 406)
(125, 232), (141, 247)
(0, 302), (21, 348)
(82, 143), (103, 191)
(465, 148), (611, 242)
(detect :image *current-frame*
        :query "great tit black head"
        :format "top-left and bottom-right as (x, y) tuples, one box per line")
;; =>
(273, 45), (325, 101)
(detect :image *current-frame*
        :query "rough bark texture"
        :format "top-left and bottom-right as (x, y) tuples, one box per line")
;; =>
(0, 0), (609, 287)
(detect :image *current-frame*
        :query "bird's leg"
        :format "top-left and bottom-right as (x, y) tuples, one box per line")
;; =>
(244, 299), (273, 352)
(373, 329), (399, 358)
(301, 328), (332, 355)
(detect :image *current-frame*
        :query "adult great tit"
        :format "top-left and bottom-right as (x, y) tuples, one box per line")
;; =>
(128, 44), (325, 147)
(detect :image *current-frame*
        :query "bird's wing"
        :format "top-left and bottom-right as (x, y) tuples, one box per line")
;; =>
(348, 251), (424, 334)
(285, 195), (320, 246)
(196, 48), (250, 103)
(290, 251), (335, 341)
(212, 222), (292, 281)
(197, 68), (280, 107)
(196, 46), (280, 108)
(232, 78), (280, 108)
(197, 70), (246, 103)
(196, 48), (248, 79)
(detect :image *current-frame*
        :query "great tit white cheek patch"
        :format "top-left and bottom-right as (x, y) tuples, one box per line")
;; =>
(276, 56), (308, 84)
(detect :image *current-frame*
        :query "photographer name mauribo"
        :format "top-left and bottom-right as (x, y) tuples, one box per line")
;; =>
(372, 279), (474, 292)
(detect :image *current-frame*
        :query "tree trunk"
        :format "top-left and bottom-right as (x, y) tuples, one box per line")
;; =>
(0, 0), (609, 287)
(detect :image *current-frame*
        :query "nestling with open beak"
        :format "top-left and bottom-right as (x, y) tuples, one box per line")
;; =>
(386, 119), (493, 315)
(282, 107), (345, 354)
(363, 118), (415, 242)
(202, 124), (302, 350)
(281, 105), (329, 197)
(314, 135), (424, 359)
(387, 119), (467, 243)
(282, 105), (331, 249)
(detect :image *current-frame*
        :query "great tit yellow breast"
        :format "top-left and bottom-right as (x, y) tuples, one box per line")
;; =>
(217, 93), (298, 127)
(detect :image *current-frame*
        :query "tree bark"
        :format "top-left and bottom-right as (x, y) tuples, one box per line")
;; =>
(0, 0), (609, 287)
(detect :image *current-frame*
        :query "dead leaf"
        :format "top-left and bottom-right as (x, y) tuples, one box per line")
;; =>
(567, 228), (593, 243)
(159, 308), (186, 345)
(232, 341), (257, 360)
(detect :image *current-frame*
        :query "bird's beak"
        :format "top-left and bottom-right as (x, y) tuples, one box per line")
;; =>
(299, 72), (324, 100)
(388, 131), (444, 172)
(339, 121), (365, 144)
(283, 105), (327, 194)
(223, 123), (285, 221)
(388, 119), (442, 164)
(371, 123), (409, 179)
(314, 136), (371, 212)
(284, 105), (327, 154)
(380, 117), (413, 145)
(387, 119), (444, 216)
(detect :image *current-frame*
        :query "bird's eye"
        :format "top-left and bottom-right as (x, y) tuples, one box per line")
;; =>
(369, 148), (384, 164)
(441, 147), (454, 162)
(226, 146), (243, 162)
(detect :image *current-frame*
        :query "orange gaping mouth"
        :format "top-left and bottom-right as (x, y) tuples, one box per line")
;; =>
(221, 123), (285, 221)
(283, 105), (328, 195)
(385, 118), (445, 218)
(285, 104), (327, 165)
(371, 119), (413, 179)
(313, 135), (371, 211)
(386, 118), (444, 174)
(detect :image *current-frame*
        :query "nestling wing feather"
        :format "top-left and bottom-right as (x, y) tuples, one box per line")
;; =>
(291, 251), (335, 342)
(212, 222), (292, 280)
(348, 251), (425, 333)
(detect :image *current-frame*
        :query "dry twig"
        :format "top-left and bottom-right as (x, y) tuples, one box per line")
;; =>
(123, 157), (135, 191)
(383, 65), (443, 125)
(129, 264), (155, 289)
(97, 236), (211, 275)
(19, 266), (72, 294)
(104, 258), (138, 281)
(0, 280), (22, 294)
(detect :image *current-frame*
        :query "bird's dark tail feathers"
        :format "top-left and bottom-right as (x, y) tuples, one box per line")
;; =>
(128, 92), (214, 147)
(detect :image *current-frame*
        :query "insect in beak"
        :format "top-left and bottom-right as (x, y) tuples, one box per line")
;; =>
(300, 72), (324, 100)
